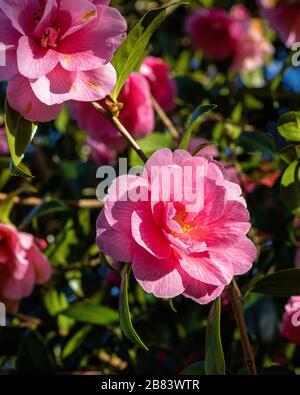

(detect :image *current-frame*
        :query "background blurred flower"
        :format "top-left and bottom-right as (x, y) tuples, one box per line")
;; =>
(140, 56), (177, 112)
(0, 0), (127, 121)
(280, 296), (300, 344)
(258, 0), (300, 47)
(97, 149), (256, 304)
(185, 8), (243, 60)
(0, 224), (52, 301)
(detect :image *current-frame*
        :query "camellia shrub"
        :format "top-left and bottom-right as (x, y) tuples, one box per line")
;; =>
(0, 0), (300, 377)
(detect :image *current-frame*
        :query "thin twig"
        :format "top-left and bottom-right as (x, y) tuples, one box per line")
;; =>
(151, 96), (180, 141)
(91, 101), (148, 163)
(0, 193), (103, 208)
(227, 278), (257, 375)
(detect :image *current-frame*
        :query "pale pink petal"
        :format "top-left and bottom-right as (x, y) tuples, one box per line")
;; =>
(59, 4), (127, 70)
(20, 263), (35, 297)
(0, 0), (40, 35)
(27, 244), (52, 284)
(0, 49), (18, 80)
(7, 74), (63, 122)
(132, 248), (185, 298)
(143, 148), (174, 182)
(96, 210), (136, 262)
(177, 249), (233, 286)
(32, 0), (58, 38)
(131, 210), (171, 259)
(17, 36), (60, 78)
(31, 63), (116, 105)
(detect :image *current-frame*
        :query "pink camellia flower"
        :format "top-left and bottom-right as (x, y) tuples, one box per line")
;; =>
(0, 224), (52, 301)
(0, 128), (9, 155)
(280, 296), (300, 344)
(258, 0), (300, 47)
(87, 137), (118, 166)
(69, 72), (154, 154)
(0, 0), (127, 122)
(185, 8), (244, 60)
(140, 56), (177, 112)
(96, 149), (256, 304)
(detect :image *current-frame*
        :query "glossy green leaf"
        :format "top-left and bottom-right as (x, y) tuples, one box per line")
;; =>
(179, 104), (217, 149)
(9, 159), (33, 178)
(63, 300), (118, 326)
(119, 272), (148, 350)
(279, 145), (299, 165)
(62, 325), (92, 359)
(5, 100), (37, 167)
(238, 131), (276, 154)
(280, 160), (300, 216)
(112, 2), (185, 100)
(278, 111), (300, 142)
(251, 269), (300, 297)
(205, 297), (226, 375)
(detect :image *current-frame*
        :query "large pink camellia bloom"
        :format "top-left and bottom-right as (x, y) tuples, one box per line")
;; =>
(96, 149), (256, 304)
(258, 0), (300, 47)
(0, 224), (52, 301)
(0, 0), (127, 122)
(69, 72), (154, 156)
(280, 296), (300, 344)
(185, 8), (244, 60)
(140, 56), (177, 112)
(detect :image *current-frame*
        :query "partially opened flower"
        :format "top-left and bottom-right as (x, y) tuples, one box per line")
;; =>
(0, 128), (9, 155)
(97, 149), (256, 304)
(69, 72), (155, 155)
(0, 0), (127, 121)
(280, 296), (300, 344)
(0, 224), (52, 301)
(258, 0), (300, 47)
(140, 56), (177, 112)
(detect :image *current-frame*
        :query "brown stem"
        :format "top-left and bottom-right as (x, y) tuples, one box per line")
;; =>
(91, 101), (148, 163)
(151, 97), (180, 141)
(227, 278), (257, 375)
(0, 193), (103, 208)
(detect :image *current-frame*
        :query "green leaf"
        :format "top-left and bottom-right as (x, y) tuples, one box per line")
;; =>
(280, 160), (300, 216)
(181, 361), (205, 375)
(129, 132), (174, 167)
(251, 269), (300, 297)
(119, 272), (148, 350)
(179, 104), (217, 149)
(17, 331), (55, 374)
(21, 199), (68, 228)
(62, 325), (92, 359)
(279, 145), (299, 165)
(112, 2), (185, 100)
(205, 297), (226, 375)
(5, 99), (37, 167)
(63, 300), (118, 326)
(9, 159), (33, 178)
(278, 111), (300, 142)
(238, 131), (276, 154)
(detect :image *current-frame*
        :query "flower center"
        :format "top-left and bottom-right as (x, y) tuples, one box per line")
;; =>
(41, 25), (61, 49)
(173, 211), (193, 234)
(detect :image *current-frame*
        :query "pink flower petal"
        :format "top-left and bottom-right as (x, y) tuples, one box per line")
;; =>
(31, 63), (116, 105)
(183, 276), (224, 305)
(7, 74), (63, 122)
(17, 36), (60, 78)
